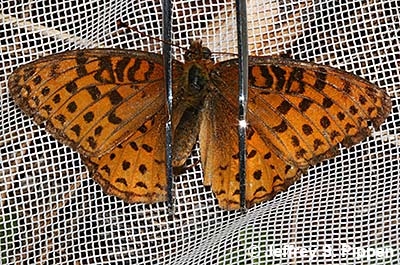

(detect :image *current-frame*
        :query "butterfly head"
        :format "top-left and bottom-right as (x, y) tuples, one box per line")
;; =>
(184, 40), (212, 62)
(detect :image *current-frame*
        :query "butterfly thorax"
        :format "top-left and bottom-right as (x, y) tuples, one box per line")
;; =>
(172, 40), (215, 168)
(180, 40), (214, 107)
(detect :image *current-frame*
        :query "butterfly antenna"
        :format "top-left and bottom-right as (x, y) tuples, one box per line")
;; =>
(117, 20), (189, 52)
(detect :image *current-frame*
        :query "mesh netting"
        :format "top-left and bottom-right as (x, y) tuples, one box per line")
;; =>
(1, 1), (399, 264)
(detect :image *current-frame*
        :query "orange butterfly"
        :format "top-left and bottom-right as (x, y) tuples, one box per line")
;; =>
(8, 40), (391, 210)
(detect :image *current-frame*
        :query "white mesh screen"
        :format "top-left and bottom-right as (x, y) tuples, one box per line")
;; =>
(1, 1), (399, 264)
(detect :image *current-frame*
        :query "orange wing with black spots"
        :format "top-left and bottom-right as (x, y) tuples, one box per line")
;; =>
(203, 56), (391, 209)
(9, 41), (391, 210)
(9, 49), (184, 203)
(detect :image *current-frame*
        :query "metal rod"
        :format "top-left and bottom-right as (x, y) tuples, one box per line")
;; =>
(162, 0), (174, 214)
(235, 0), (248, 211)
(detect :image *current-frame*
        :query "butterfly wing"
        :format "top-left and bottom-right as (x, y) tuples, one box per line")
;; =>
(203, 56), (391, 209)
(199, 90), (302, 210)
(9, 49), (184, 203)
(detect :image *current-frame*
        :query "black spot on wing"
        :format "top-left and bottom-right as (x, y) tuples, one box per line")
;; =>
(139, 164), (147, 174)
(247, 150), (257, 158)
(320, 116), (331, 128)
(55, 114), (66, 124)
(291, 135), (300, 147)
(83, 111), (94, 123)
(270, 65), (286, 91)
(108, 90), (123, 105)
(302, 124), (313, 135)
(42, 104), (52, 113)
(71, 124), (81, 136)
(138, 124), (147, 133)
(52, 94), (61, 103)
(277, 100), (292, 115)
(33, 75), (42, 85)
(41, 87), (50, 96)
(115, 57), (131, 82)
(322, 98), (333, 108)
(129, 141), (138, 151)
(101, 165), (111, 175)
(313, 68), (327, 91)
(253, 170), (262, 180)
(76, 53), (88, 76)
(94, 126), (103, 136)
(135, 182), (148, 188)
(67, 102), (77, 113)
(122, 160), (130, 170)
(337, 112), (345, 120)
(127, 59), (142, 83)
(94, 56), (115, 83)
(87, 136), (97, 149)
(65, 81), (78, 94)
(86, 85), (101, 100)
(116, 178), (128, 186)
(285, 67), (304, 92)
(299, 98), (312, 112)
(142, 144), (153, 153)
(108, 111), (122, 124)
(273, 121), (288, 133)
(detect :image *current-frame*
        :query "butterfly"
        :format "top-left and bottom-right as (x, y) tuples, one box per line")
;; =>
(8, 40), (391, 210)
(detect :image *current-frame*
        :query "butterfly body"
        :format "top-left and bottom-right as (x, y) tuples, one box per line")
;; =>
(9, 41), (391, 210)
(172, 41), (213, 168)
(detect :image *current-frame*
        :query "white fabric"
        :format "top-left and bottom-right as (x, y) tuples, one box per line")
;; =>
(1, 1), (399, 264)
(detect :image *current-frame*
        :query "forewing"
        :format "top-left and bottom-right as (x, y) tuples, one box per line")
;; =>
(8, 49), (183, 157)
(205, 56), (391, 209)
(213, 56), (391, 168)
(9, 49), (184, 204)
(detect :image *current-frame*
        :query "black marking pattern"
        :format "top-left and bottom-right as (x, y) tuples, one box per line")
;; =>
(55, 114), (66, 124)
(122, 160), (130, 170)
(115, 57), (131, 82)
(41, 87), (50, 96)
(247, 150), (257, 158)
(270, 65), (286, 91)
(127, 59), (142, 83)
(277, 100), (292, 115)
(253, 170), (262, 180)
(76, 53), (88, 77)
(71, 124), (81, 136)
(108, 90), (123, 105)
(139, 164), (147, 174)
(299, 98), (312, 112)
(142, 144), (153, 153)
(52, 94), (61, 103)
(94, 126), (103, 136)
(129, 141), (138, 151)
(33, 75), (42, 85)
(314, 68), (327, 91)
(94, 56), (115, 83)
(302, 124), (313, 135)
(83, 111), (94, 123)
(65, 81), (78, 94)
(108, 111), (122, 124)
(116, 178), (128, 186)
(86, 85), (101, 100)
(67, 102), (77, 113)
(286, 67), (304, 92)
(87, 136), (97, 149)
(273, 121), (288, 133)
